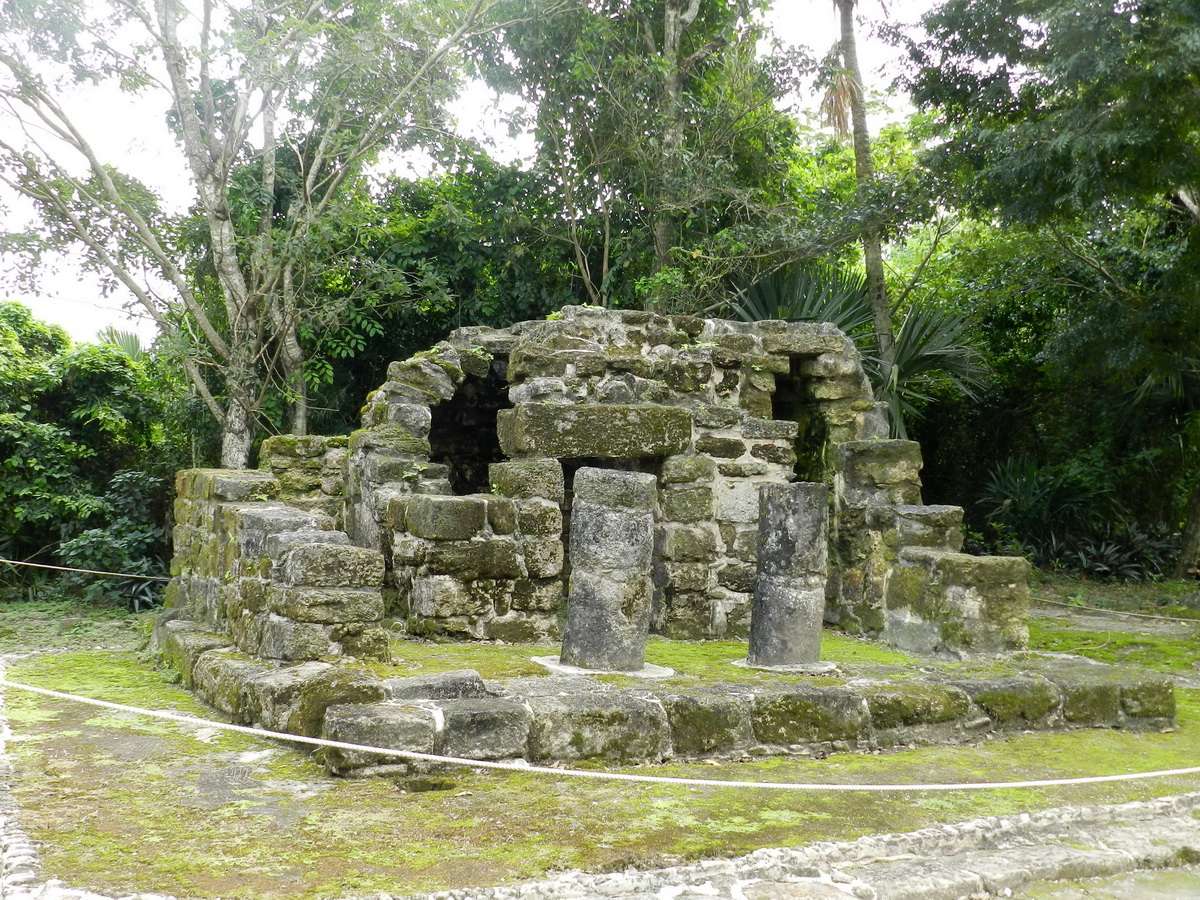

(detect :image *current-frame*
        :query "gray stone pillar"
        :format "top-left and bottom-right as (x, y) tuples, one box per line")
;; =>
(747, 483), (830, 666)
(560, 467), (657, 671)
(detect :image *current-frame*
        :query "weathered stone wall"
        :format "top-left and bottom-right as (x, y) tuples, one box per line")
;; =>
(258, 435), (348, 525)
(167, 468), (389, 663)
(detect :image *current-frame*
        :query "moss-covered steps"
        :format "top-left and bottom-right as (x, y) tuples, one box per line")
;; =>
(153, 618), (1176, 776)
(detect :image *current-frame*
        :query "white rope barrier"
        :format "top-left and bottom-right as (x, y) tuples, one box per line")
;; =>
(2, 677), (1198, 792)
(0, 558), (171, 582)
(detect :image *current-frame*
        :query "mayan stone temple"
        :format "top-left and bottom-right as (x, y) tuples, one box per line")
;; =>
(154, 307), (1174, 772)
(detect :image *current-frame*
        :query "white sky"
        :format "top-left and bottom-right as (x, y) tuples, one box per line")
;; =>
(3, 0), (933, 345)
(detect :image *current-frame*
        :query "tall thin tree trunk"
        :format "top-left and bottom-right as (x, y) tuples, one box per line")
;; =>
(280, 264), (307, 436)
(1174, 480), (1200, 578)
(836, 0), (896, 382)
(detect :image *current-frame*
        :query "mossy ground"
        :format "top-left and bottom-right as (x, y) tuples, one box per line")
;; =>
(3, 576), (1200, 899)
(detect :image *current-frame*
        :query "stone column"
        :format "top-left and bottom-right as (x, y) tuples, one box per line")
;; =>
(560, 467), (657, 671)
(747, 482), (829, 666)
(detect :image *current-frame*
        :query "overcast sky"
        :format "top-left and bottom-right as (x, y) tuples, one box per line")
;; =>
(3, 0), (934, 345)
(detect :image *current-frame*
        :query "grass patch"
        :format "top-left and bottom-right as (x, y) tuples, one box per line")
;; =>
(1027, 620), (1200, 674)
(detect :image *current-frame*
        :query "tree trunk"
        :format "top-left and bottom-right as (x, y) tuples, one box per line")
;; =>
(220, 394), (254, 469)
(836, 0), (897, 382)
(1173, 479), (1200, 578)
(280, 264), (308, 436)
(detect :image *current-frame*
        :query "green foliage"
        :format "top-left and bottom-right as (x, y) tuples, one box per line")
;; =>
(58, 472), (166, 609)
(728, 263), (873, 334)
(0, 302), (172, 601)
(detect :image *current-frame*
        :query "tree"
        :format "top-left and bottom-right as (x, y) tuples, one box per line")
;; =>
(822, 0), (897, 382)
(905, 0), (1200, 576)
(475, 0), (808, 310)
(0, 0), (499, 467)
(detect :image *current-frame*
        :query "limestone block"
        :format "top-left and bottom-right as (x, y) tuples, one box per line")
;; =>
(508, 377), (573, 405)
(439, 699), (532, 760)
(411, 575), (488, 618)
(656, 689), (755, 756)
(712, 479), (762, 524)
(884, 549), (1030, 655)
(206, 470), (281, 502)
(191, 649), (275, 720)
(945, 675), (1061, 726)
(258, 613), (334, 661)
(718, 459), (770, 477)
(716, 561), (756, 593)
(523, 537), (565, 578)
(757, 483), (829, 577)
(511, 578), (564, 613)
(836, 441), (924, 507)
(514, 499), (564, 537)
(246, 662), (384, 737)
(383, 670), (491, 701)
(750, 443), (797, 466)
(525, 691), (669, 763)
(695, 435), (746, 459)
(347, 426), (432, 458)
(759, 324), (845, 356)
(573, 465), (657, 510)
(498, 403), (691, 459)
(656, 561), (714, 593)
(276, 543), (384, 588)
(234, 506), (330, 558)
(693, 406), (742, 428)
(569, 501), (654, 571)
(266, 585), (384, 624)
(386, 356), (461, 401)
(321, 701), (438, 770)
(264, 529), (349, 559)
(661, 455), (717, 484)
(154, 619), (231, 687)
(661, 485), (714, 523)
(1121, 679), (1176, 720)
(485, 496), (518, 535)
(560, 570), (653, 671)
(742, 418), (799, 440)
(751, 686), (869, 746)
(330, 623), (390, 661)
(405, 495), (488, 540)
(855, 683), (972, 729)
(489, 459), (565, 503)
(424, 537), (524, 579)
(892, 504), (965, 551)
(386, 403), (433, 438)
(658, 524), (719, 561)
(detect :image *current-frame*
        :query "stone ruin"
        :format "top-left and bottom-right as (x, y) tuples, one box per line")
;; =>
(154, 307), (1175, 771)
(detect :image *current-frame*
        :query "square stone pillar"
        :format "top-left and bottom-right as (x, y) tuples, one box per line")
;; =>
(560, 468), (657, 671)
(747, 482), (829, 666)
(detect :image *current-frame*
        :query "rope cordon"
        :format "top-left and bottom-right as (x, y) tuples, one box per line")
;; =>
(2, 678), (1198, 792)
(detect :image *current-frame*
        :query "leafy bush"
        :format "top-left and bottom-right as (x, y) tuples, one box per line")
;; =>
(57, 471), (167, 609)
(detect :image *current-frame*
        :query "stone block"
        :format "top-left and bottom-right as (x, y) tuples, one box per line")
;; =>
(411, 575), (488, 618)
(191, 649), (275, 720)
(658, 524), (719, 562)
(525, 690), (669, 763)
(485, 496), (518, 535)
(331, 623), (391, 661)
(712, 479), (761, 524)
(718, 459), (769, 477)
(511, 578), (564, 613)
(884, 549), (1030, 655)
(695, 435), (746, 459)
(258, 614), (333, 661)
(656, 561), (713, 593)
(386, 355), (462, 401)
(516, 499), (564, 536)
(742, 418), (799, 440)
(836, 441), (924, 507)
(856, 683), (971, 729)
(276, 543), (384, 588)
(321, 701), (438, 770)
(560, 570), (653, 671)
(489, 459), (565, 503)
(569, 501), (654, 572)
(948, 675), (1061, 725)
(716, 561), (756, 593)
(498, 403), (691, 459)
(263, 529), (349, 559)
(661, 485), (714, 523)
(661, 455), (717, 484)
(439, 699), (532, 760)
(424, 538), (525, 579)
(386, 402), (433, 438)
(246, 662), (384, 737)
(751, 686), (869, 746)
(405, 495), (488, 540)
(266, 585), (384, 624)
(656, 689), (755, 756)
(348, 426), (432, 458)
(234, 506), (330, 558)
(1121, 679), (1176, 720)
(890, 504), (965, 552)
(154, 620), (231, 686)
(757, 482), (829, 577)
(573, 466), (657, 510)
(524, 537), (565, 578)
(207, 470), (281, 502)
(383, 670), (491, 701)
(750, 443), (797, 466)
